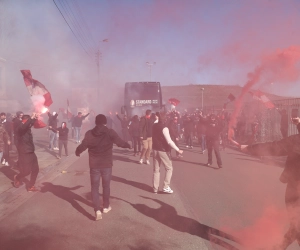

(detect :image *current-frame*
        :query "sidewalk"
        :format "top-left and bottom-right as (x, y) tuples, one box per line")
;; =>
(0, 128), (82, 220)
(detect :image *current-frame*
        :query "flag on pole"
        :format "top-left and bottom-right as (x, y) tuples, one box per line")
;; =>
(248, 90), (275, 109)
(228, 93), (236, 102)
(223, 93), (236, 109)
(168, 98), (180, 106)
(20, 70), (53, 107)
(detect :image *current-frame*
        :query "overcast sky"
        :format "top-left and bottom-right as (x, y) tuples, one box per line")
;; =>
(1, 0), (300, 109)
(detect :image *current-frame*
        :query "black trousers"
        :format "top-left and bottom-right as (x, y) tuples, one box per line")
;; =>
(58, 140), (68, 157)
(16, 152), (39, 187)
(132, 136), (141, 153)
(186, 133), (193, 146)
(207, 138), (222, 166)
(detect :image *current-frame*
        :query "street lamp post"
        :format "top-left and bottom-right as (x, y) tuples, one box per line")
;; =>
(201, 87), (204, 110)
(146, 62), (156, 81)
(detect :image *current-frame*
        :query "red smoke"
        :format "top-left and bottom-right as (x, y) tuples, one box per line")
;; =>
(223, 206), (287, 249)
(229, 45), (300, 140)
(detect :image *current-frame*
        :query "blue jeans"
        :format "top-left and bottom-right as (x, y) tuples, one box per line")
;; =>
(74, 127), (81, 142)
(49, 130), (58, 149)
(200, 134), (206, 151)
(90, 167), (112, 211)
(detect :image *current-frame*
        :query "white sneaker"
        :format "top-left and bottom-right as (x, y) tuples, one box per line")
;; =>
(5, 162), (9, 166)
(163, 186), (173, 194)
(139, 159), (143, 164)
(95, 210), (102, 220)
(186, 145), (189, 148)
(2, 160), (5, 165)
(54, 147), (59, 151)
(103, 206), (112, 214)
(146, 160), (150, 165)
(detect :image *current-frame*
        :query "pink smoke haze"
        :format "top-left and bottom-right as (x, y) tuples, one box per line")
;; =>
(222, 206), (287, 249)
(229, 46), (300, 139)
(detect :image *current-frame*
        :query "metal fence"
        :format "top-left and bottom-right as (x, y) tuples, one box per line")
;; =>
(243, 98), (300, 142)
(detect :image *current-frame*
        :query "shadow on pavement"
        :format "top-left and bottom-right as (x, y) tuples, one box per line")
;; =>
(113, 148), (133, 156)
(0, 165), (18, 181)
(111, 175), (152, 192)
(40, 182), (94, 221)
(113, 155), (139, 164)
(120, 196), (241, 250)
(0, 224), (65, 250)
(176, 160), (220, 170)
(235, 157), (263, 164)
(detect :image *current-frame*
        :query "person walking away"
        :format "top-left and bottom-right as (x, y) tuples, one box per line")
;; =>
(75, 114), (131, 221)
(184, 116), (194, 149)
(205, 114), (224, 168)
(13, 114), (40, 192)
(139, 110), (154, 165)
(73, 112), (90, 143)
(129, 115), (141, 156)
(49, 122), (69, 159)
(152, 112), (183, 194)
(48, 111), (59, 150)
(0, 112), (12, 166)
(0, 123), (10, 167)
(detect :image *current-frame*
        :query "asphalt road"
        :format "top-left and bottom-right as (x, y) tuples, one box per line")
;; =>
(0, 142), (298, 250)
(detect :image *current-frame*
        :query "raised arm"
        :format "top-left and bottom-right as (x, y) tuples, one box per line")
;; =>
(242, 136), (296, 157)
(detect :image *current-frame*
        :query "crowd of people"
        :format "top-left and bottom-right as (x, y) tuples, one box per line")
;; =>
(114, 109), (230, 168)
(2, 105), (300, 249)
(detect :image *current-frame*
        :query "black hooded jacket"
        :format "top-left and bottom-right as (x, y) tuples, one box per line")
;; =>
(49, 122), (69, 140)
(16, 118), (36, 154)
(75, 125), (130, 168)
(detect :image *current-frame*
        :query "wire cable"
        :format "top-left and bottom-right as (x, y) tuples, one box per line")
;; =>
(53, 0), (93, 59)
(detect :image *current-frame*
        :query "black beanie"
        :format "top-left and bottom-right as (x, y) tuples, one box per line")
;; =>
(95, 114), (107, 125)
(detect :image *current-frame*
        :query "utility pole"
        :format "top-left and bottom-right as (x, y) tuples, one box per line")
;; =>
(201, 87), (204, 110)
(95, 49), (101, 100)
(95, 39), (108, 100)
(146, 62), (156, 81)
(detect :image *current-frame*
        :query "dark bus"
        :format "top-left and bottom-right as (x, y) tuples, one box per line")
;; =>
(121, 82), (163, 117)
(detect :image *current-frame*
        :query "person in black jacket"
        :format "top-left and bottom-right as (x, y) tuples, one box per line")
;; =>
(152, 112), (183, 194)
(49, 122), (69, 159)
(13, 113), (39, 192)
(205, 114), (223, 168)
(168, 117), (181, 158)
(116, 113), (130, 143)
(75, 114), (130, 221)
(241, 117), (300, 250)
(183, 115), (195, 149)
(129, 115), (140, 156)
(73, 112), (90, 144)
